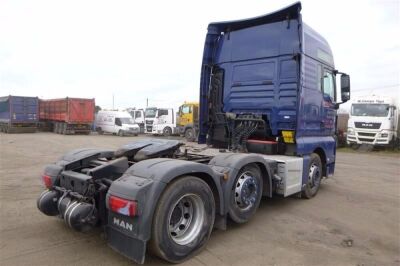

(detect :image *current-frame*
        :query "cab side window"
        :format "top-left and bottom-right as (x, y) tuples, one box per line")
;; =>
(182, 105), (191, 114)
(322, 70), (335, 101)
(115, 118), (122, 126)
(158, 109), (168, 116)
(135, 111), (141, 118)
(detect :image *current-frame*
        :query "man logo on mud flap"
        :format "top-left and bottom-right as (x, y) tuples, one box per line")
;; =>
(113, 217), (133, 231)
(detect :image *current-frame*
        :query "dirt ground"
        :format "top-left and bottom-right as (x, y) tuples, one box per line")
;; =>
(0, 132), (399, 266)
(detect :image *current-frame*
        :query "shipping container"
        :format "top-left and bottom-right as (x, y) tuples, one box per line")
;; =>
(0, 95), (38, 133)
(39, 97), (95, 134)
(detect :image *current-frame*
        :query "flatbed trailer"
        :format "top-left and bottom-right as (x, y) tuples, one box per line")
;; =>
(37, 2), (351, 264)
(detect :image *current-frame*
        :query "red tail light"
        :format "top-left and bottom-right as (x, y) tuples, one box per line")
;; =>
(42, 175), (52, 188)
(109, 195), (137, 217)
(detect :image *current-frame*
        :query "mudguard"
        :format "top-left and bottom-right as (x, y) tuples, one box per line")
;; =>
(106, 158), (224, 264)
(58, 148), (114, 164)
(114, 139), (183, 162)
(56, 148), (115, 170)
(44, 148), (115, 188)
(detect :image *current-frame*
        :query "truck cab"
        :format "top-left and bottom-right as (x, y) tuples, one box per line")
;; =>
(151, 108), (176, 136)
(128, 108), (145, 133)
(177, 102), (199, 141)
(144, 107), (157, 133)
(347, 95), (399, 146)
(199, 4), (350, 178)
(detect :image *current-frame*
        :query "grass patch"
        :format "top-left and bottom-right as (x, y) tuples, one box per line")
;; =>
(338, 146), (400, 156)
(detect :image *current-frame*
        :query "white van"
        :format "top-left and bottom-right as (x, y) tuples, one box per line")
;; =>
(95, 111), (140, 136)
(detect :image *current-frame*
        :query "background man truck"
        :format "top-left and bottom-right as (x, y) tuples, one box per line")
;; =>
(347, 95), (399, 148)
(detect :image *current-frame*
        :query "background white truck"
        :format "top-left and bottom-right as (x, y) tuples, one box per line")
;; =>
(127, 108), (146, 133)
(143, 107), (158, 133)
(347, 95), (399, 147)
(150, 108), (177, 136)
(95, 110), (140, 136)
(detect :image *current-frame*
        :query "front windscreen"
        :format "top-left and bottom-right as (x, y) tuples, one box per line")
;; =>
(351, 104), (389, 117)
(120, 117), (134, 124)
(145, 108), (157, 118)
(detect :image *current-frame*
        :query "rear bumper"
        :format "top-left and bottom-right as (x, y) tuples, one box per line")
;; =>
(107, 226), (146, 264)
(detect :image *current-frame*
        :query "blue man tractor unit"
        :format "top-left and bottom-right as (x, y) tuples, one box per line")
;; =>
(37, 2), (350, 264)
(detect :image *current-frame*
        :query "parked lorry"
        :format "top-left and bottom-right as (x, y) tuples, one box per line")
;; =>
(0, 95), (38, 133)
(39, 97), (95, 135)
(177, 102), (199, 141)
(347, 95), (399, 147)
(150, 108), (177, 136)
(37, 3), (350, 264)
(95, 110), (140, 136)
(127, 108), (146, 133)
(144, 107), (157, 133)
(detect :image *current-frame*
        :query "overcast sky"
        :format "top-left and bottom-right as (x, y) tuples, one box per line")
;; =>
(0, 0), (399, 110)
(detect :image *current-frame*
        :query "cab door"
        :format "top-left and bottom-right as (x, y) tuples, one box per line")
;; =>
(114, 117), (122, 133)
(321, 67), (336, 136)
(179, 105), (192, 127)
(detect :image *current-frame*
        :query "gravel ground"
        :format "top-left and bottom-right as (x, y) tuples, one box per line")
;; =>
(0, 132), (399, 266)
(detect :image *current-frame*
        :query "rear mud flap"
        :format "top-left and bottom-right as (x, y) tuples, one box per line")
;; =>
(107, 226), (146, 264)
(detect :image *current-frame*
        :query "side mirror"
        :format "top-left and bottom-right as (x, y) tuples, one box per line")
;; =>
(340, 74), (350, 102)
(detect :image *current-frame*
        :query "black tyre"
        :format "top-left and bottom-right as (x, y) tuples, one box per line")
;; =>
(61, 123), (67, 135)
(301, 153), (322, 199)
(185, 128), (196, 142)
(351, 144), (360, 150)
(149, 176), (215, 263)
(163, 126), (172, 137)
(228, 164), (263, 224)
(96, 127), (103, 135)
(53, 123), (58, 134)
(118, 130), (124, 137)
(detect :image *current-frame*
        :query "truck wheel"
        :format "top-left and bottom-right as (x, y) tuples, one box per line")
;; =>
(163, 127), (172, 137)
(351, 144), (360, 150)
(185, 128), (196, 142)
(149, 176), (215, 263)
(302, 153), (322, 199)
(96, 127), (103, 135)
(118, 130), (124, 137)
(53, 123), (58, 134)
(61, 123), (67, 135)
(228, 164), (263, 224)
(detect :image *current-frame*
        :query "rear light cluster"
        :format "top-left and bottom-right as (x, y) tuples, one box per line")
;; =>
(42, 175), (53, 189)
(109, 195), (137, 217)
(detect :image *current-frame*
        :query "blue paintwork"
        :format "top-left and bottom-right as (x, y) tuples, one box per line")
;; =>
(199, 2), (339, 180)
(0, 95), (39, 124)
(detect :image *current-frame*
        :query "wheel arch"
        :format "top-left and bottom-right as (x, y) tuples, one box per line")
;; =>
(254, 162), (273, 198)
(313, 147), (327, 176)
(180, 171), (222, 218)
